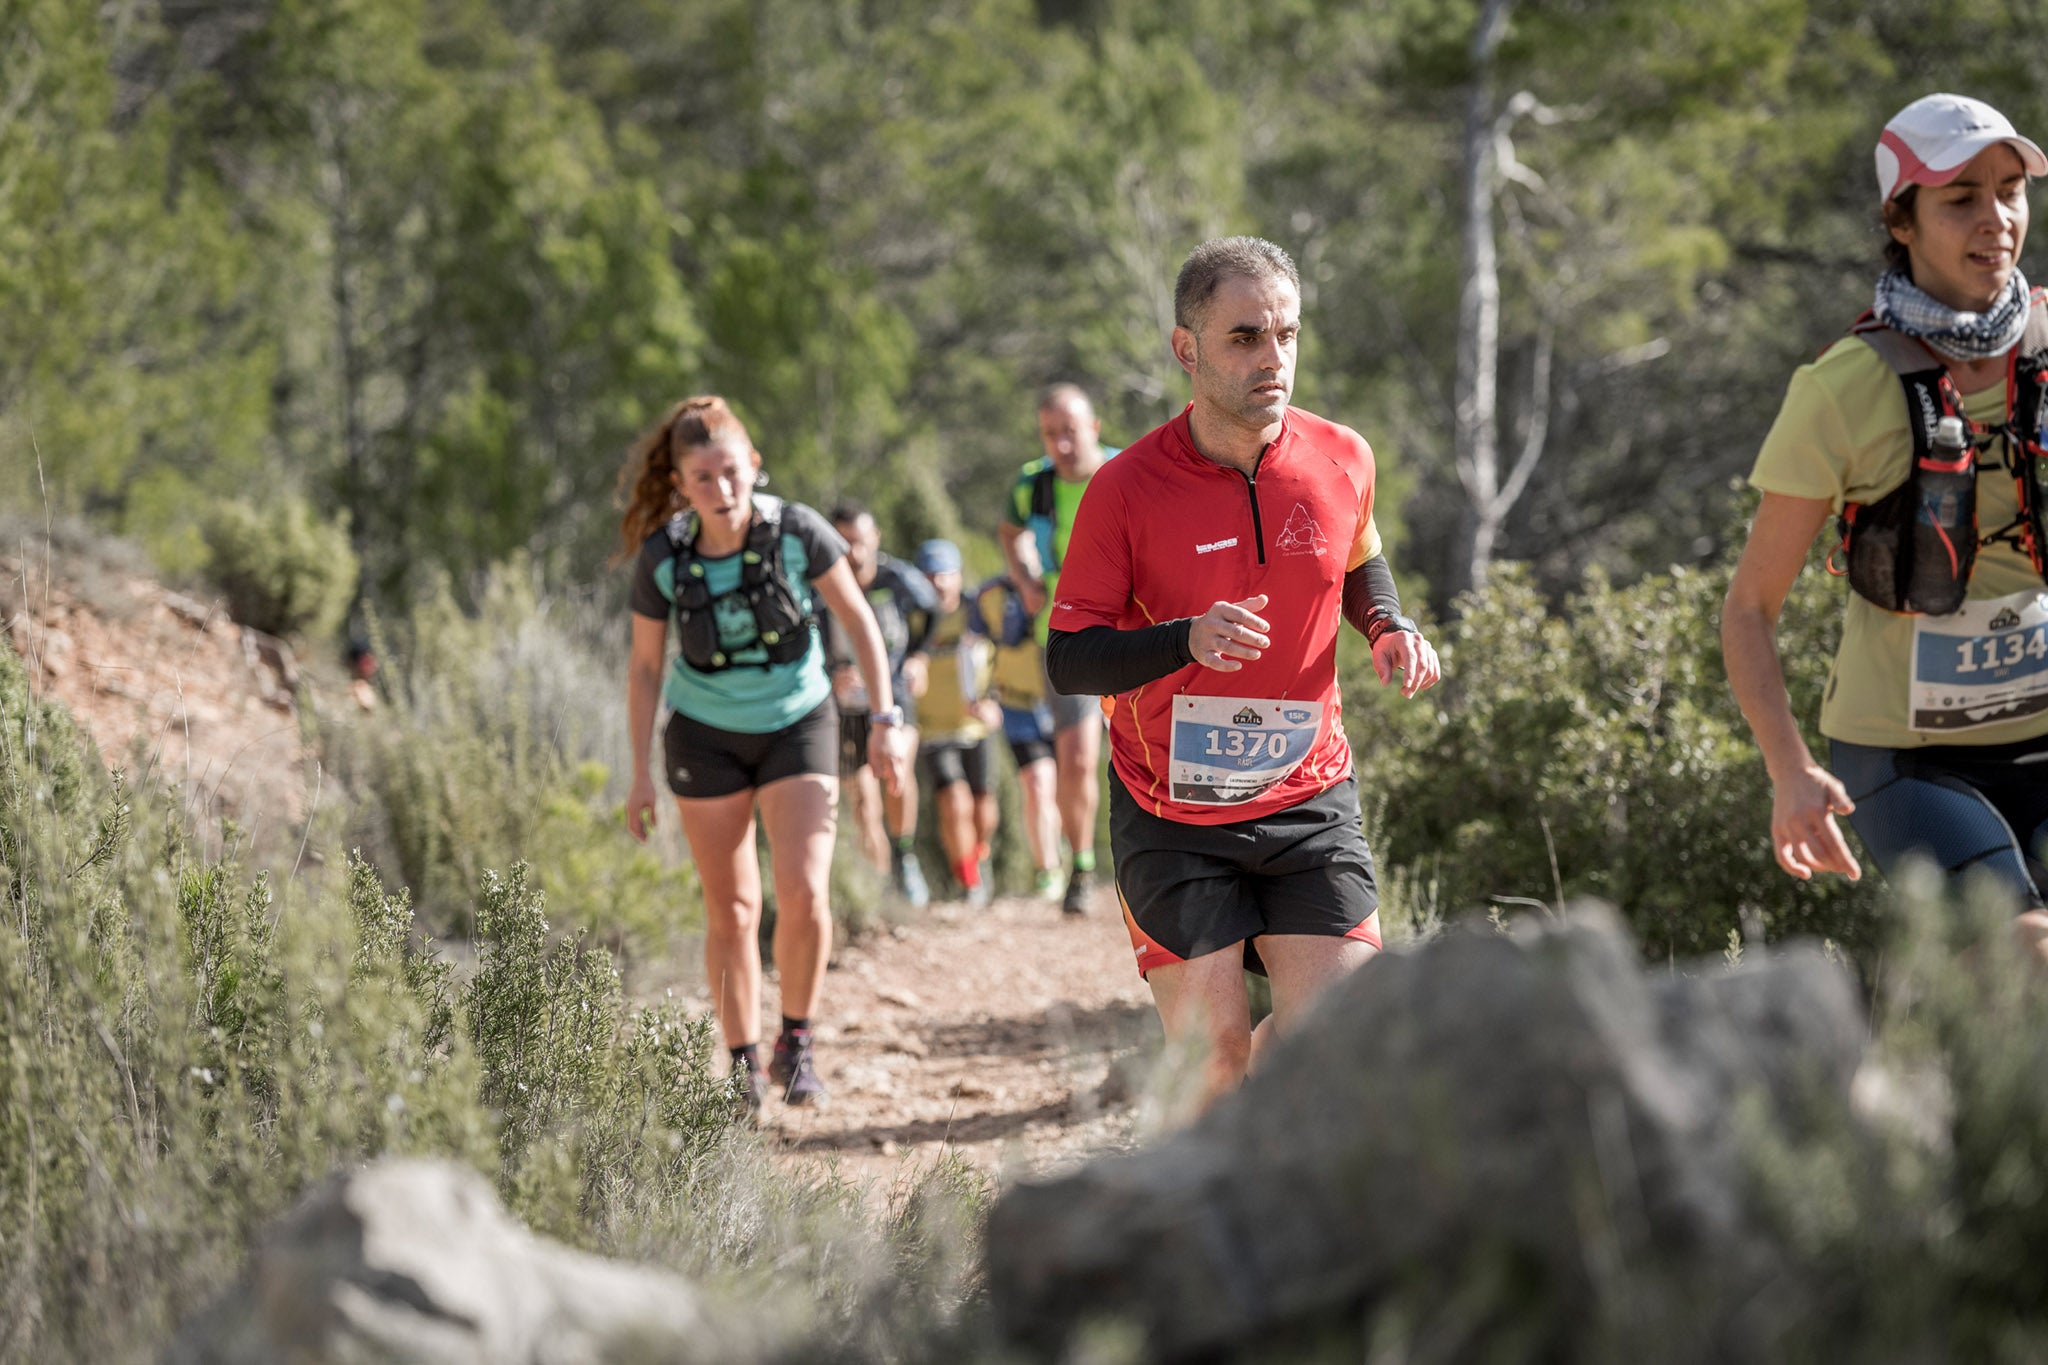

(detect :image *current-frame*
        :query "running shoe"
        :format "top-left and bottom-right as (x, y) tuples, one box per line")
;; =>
(1034, 867), (1063, 901)
(769, 1029), (828, 1106)
(892, 847), (932, 908)
(735, 1057), (769, 1113)
(965, 875), (993, 908)
(1062, 866), (1094, 916)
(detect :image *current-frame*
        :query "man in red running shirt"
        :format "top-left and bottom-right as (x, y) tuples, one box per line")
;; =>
(1046, 235), (1439, 1116)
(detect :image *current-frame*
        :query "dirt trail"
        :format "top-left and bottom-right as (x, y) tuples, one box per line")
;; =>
(648, 886), (1160, 1193)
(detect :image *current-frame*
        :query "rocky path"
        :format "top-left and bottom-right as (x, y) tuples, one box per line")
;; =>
(653, 886), (1161, 1195)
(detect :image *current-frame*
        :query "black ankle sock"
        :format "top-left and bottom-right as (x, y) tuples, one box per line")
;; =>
(891, 833), (915, 853)
(730, 1043), (760, 1071)
(780, 1016), (810, 1038)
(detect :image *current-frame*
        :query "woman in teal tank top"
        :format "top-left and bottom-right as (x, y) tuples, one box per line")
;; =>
(621, 396), (910, 1107)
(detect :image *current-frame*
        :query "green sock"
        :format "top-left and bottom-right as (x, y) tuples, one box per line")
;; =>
(1073, 848), (1096, 874)
(892, 833), (915, 853)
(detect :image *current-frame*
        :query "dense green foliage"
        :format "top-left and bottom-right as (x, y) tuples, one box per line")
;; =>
(199, 496), (359, 639)
(0, 629), (986, 1362)
(329, 565), (685, 946)
(9, 0), (2045, 615)
(1351, 528), (1884, 963)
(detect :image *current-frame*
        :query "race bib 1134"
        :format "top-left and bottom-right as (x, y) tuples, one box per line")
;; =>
(1909, 588), (2048, 731)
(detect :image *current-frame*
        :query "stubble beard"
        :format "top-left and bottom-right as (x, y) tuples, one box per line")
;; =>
(1194, 348), (1288, 434)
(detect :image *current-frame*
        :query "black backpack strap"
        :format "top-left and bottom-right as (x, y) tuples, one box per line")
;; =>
(738, 498), (782, 587)
(667, 512), (712, 610)
(1998, 289), (2048, 576)
(1852, 327), (1965, 452)
(1030, 466), (1056, 521)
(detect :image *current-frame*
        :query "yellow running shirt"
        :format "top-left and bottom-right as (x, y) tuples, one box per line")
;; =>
(1750, 335), (2048, 748)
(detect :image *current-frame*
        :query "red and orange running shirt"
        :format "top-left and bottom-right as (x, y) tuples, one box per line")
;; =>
(1051, 405), (1381, 825)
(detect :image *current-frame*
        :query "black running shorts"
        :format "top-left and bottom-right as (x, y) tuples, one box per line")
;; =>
(920, 736), (994, 795)
(1110, 770), (1380, 979)
(1831, 734), (2048, 908)
(664, 700), (837, 799)
(1008, 737), (1054, 768)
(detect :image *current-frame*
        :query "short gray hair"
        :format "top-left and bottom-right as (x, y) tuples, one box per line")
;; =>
(1173, 236), (1299, 330)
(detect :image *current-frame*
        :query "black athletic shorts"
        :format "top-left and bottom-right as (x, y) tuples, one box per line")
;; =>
(839, 711), (873, 777)
(921, 736), (994, 795)
(664, 700), (837, 799)
(1831, 734), (2048, 908)
(1009, 736), (1054, 768)
(1110, 770), (1380, 979)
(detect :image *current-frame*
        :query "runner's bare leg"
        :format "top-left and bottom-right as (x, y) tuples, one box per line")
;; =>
(675, 789), (764, 1048)
(1251, 929), (1380, 1069)
(758, 773), (837, 1020)
(1145, 944), (1253, 1115)
(1055, 719), (1100, 862)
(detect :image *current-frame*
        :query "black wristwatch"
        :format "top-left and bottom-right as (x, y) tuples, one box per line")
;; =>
(1365, 612), (1420, 646)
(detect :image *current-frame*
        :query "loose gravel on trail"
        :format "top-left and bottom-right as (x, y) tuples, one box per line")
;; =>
(652, 885), (1161, 1195)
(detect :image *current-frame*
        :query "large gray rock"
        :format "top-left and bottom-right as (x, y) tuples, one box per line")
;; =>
(986, 905), (1868, 1362)
(168, 1158), (739, 1365)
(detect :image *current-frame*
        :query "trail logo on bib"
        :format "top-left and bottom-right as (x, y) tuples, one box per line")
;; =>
(1910, 589), (2048, 731)
(1275, 503), (1328, 557)
(1169, 694), (1324, 804)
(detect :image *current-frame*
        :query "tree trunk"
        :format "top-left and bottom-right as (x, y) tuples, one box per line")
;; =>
(1452, 0), (1514, 598)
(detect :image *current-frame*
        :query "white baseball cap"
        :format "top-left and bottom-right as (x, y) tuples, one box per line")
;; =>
(1876, 93), (2047, 203)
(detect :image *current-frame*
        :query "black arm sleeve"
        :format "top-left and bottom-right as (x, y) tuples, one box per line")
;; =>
(1342, 553), (1417, 644)
(1045, 621), (1196, 696)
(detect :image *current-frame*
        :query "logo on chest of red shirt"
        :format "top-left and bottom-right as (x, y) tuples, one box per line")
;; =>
(1274, 503), (1329, 557)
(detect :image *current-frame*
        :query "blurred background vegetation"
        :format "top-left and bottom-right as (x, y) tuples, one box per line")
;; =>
(10, 0), (2044, 609)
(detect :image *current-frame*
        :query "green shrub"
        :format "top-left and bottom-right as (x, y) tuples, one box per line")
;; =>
(0, 628), (990, 1361)
(1349, 545), (1883, 962)
(331, 566), (693, 954)
(0, 628), (494, 1358)
(199, 496), (358, 639)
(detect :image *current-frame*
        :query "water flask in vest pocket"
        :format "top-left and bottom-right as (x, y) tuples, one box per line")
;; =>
(1906, 416), (1978, 615)
(1841, 413), (1977, 615)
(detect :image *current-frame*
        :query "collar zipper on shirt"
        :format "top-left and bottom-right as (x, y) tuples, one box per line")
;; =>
(1234, 466), (1267, 565)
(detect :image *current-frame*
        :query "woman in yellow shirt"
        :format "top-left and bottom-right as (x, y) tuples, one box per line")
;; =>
(1724, 93), (2048, 957)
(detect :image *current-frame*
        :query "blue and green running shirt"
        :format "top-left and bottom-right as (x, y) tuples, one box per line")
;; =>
(628, 496), (847, 734)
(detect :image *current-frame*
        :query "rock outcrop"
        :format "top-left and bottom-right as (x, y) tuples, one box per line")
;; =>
(168, 1159), (737, 1365)
(986, 905), (1868, 1362)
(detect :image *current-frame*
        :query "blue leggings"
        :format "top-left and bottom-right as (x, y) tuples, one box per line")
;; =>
(1830, 736), (2048, 909)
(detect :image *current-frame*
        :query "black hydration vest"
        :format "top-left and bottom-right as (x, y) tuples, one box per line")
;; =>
(1831, 293), (2048, 615)
(667, 496), (814, 673)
